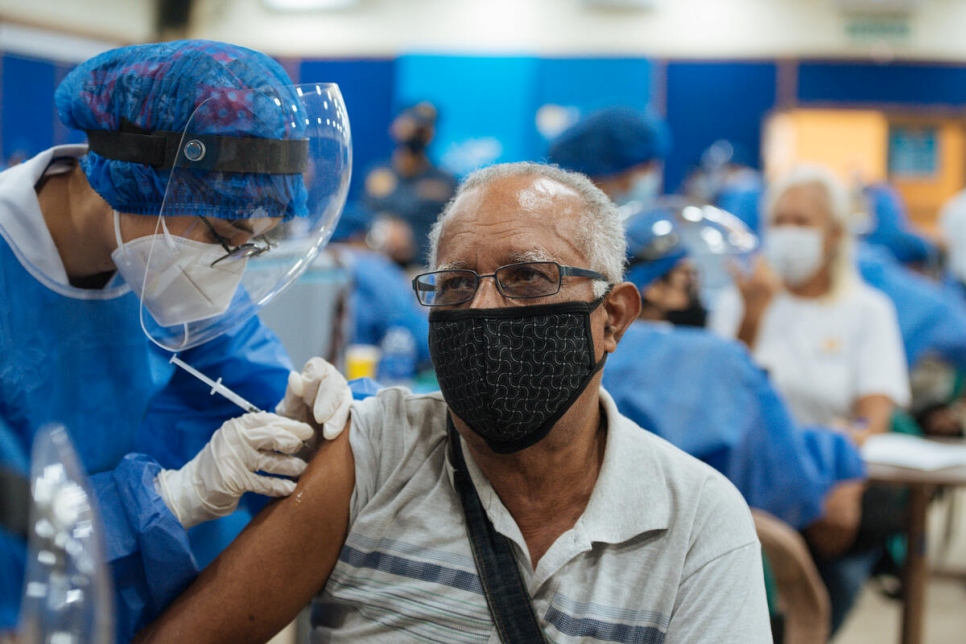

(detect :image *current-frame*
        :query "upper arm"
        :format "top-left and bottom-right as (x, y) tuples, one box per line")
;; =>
(134, 427), (355, 644)
(666, 541), (771, 643)
(666, 475), (772, 643)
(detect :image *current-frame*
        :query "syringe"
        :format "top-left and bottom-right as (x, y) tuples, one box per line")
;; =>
(169, 354), (262, 414)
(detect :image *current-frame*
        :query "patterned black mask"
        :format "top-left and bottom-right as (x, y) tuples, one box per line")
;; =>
(428, 297), (607, 454)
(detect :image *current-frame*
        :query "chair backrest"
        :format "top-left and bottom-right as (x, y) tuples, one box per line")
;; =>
(752, 509), (831, 644)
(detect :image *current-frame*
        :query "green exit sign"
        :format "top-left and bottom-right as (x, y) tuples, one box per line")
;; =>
(846, 17), (912, 43)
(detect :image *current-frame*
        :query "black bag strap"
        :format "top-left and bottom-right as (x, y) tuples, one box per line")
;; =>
(448, 417), (547, 643)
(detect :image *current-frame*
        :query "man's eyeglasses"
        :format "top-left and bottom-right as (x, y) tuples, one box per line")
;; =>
(198, 216), (275, 267)
(412, 261), (609, 307)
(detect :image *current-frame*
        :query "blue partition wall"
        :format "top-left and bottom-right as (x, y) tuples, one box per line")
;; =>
(664, 61), (778, 194)
(798, 61), (966, 107)
(1, 55), (59, 164)
(394, 55), (655, 177)
(395, 54), (542, 176)
(4, 49), (966, 195)
(299, 58), (395, 200)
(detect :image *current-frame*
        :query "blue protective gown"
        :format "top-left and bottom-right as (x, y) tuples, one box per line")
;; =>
(715, 170), (764, 236)
(0, 147), (291, 640)
(603, 320), (865, 529)
(856, 243), (966, 371)
(344, 247), (431, 368)
(861, 183), (937, 266)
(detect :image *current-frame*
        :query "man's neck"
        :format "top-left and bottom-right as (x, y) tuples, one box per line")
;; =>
(458, 387), (607, 567)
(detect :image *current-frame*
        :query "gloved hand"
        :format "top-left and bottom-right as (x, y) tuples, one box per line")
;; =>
(156, 412), (314, 529)
(274, 357), (353, 441)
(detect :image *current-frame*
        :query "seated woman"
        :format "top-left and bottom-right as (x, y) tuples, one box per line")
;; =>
(709, 164), (911, 635)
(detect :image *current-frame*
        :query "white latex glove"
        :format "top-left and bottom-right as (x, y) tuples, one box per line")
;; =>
(156, 412), (313, 529)
(274, 357), (353, 440)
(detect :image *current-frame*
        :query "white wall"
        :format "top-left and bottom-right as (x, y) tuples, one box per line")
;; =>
(3, 0), (966, 61)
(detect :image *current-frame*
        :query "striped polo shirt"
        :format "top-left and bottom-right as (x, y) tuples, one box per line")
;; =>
(310, 387), (771, 643)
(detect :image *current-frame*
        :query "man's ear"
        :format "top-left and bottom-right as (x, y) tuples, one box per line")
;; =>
(602, 281), (641, 352)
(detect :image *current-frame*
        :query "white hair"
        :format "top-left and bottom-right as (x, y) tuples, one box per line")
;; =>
(427, 162), (625, 297)
(764, 163), (857, 295)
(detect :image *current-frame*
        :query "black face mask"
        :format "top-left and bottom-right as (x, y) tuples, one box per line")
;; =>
(664, 298), (708, 328)
(428, 297), (607, 454)
(402, 137), (428, 154)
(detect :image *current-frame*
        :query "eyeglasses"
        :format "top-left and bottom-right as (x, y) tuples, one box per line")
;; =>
(198, 216), (275, 267)
(412, 261), (609, 307)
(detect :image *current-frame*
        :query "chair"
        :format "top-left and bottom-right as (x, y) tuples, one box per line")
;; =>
(752, 509), (831, 644)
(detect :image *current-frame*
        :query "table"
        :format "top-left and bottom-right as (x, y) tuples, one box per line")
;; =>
(865, 456), (966, 644)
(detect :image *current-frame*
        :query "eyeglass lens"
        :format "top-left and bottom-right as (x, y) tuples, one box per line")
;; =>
(416, 262), (562, 306)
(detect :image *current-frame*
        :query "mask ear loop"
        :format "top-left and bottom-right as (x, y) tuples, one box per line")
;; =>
(112, 210), (124, 253)
(158, 214), (178, 251)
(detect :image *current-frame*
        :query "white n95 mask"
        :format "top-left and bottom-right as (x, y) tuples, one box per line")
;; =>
(110, 211), (248, 327)
(614, 170), (662, 208)
(763, 226), (825, 287)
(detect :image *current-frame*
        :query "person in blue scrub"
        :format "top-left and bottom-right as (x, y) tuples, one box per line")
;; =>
(329, 202), (432, 379)
(547, 105), (671, 216)
(363, 101), (458, 268)
(683, 139), (765, 235)
(856, 242), (966, 437)
(860, 182), (938, 272)
(0, 41), (352, 641)
(603, 206), (865, 531)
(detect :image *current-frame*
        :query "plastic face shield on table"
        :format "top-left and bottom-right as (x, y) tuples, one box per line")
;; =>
(19, 425), (114, 644)
(136, 83), (352, 351)
(624, 197), (758, 308)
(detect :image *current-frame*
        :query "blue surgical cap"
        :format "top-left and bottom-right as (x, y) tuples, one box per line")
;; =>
(55, 39), (307, 220)
(548, 106), (671, 178)
(624, 206), (688, 288)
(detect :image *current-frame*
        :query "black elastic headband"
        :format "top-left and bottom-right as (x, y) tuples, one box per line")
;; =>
(86, 118), (308, 174)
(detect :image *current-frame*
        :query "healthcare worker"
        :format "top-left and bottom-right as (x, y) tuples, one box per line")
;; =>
(860, 181), (937, 272)
(0, 40), (353, 640)
(603, 203), (865, 531)
(547, 105), (670, 217)
(362, 101), (458, 267)
(684, 139), (765, 235)
(329, 203), (431, 379)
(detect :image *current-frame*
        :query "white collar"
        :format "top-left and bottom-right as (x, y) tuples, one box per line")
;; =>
(0, 145), (129, 298)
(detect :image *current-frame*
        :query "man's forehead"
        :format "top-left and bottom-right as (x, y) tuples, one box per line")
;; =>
(465, 173), (580, 207)
(437, 174), (588, 268)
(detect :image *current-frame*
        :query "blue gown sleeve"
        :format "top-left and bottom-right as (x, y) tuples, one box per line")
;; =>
(105, 325), (380, 642)
(0, 417), (28, 632)
(603, 323), (864, 530)
(91, 455), (197, 642)
(858, 243), (966, 371)
(104, 317), (293, 641)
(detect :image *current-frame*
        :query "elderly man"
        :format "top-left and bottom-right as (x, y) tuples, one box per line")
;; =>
(137, 162), (770, 643)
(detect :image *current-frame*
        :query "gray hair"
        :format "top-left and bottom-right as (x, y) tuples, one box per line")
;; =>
(764, 163), (857, 294)
(427, 162), (625, 297)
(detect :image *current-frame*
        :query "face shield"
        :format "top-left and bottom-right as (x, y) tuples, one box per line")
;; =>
(624, 196), (758, 308)
(119, 83), (351, 351)
(19, 426), (113, 644)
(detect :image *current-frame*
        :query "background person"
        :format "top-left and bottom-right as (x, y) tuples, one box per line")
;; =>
(547, 105), (670, 216)
(362, 101), (458, 268)
(136, 162), (771, 644)
(605, 205), (865, 532)
(709, 163), (911, 635)
(0, 40), (352, 640)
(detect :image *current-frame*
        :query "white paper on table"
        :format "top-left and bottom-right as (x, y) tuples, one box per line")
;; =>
(862, 433), (966, 471)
